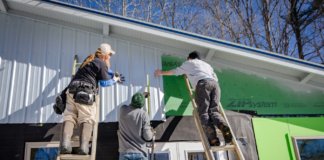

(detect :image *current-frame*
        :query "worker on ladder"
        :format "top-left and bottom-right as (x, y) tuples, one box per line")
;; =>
(154, 51), (232, 146)
(59, 43), (124, 155)
(118, 92), (155, 160)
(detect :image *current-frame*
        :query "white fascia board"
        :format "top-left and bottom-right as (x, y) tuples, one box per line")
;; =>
(12, 0), (324, 76)
(300, 73), (314, 84)
(103, 23), (109, 36)
(205, 49), (215, 60)
(0, 0), (8, 12)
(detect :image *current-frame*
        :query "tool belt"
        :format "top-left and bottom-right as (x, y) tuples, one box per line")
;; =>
(69, 81), (96, 105)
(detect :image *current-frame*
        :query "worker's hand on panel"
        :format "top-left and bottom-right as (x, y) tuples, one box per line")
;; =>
(143, 92), (150, 98)
(114, 72), (125, 84)
(154, 69), (162, 77)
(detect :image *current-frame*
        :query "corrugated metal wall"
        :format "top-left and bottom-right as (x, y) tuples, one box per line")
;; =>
(0, 13), (166, 123)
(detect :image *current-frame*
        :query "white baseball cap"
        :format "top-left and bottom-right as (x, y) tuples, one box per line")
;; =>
(100, 43), (115, 55)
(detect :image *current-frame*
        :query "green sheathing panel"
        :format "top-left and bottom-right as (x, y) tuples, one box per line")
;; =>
(161, 55), (324, 116)
(162, 56), (193, 115)
(253, 117), (324, 160)
(220, 69), (324, 115)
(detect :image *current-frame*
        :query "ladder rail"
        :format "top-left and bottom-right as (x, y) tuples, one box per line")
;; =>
(58, 155), (90, 160)
(147, 74), (157, 160)
(184, 77), (215, 160)
(218, 103), (245, 160)
(193, 108), (216, 160)
(90, 97), (99, 160)
(184, 76), (245, 160)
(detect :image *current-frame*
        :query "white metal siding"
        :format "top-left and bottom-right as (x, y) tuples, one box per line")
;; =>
(0, 13), (167, 123)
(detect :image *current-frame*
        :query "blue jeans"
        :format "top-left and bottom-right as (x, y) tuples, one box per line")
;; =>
(119, 153), (148, 160)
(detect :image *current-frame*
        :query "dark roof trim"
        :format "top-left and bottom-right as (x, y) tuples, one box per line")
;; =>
(42, 0), (324, 70)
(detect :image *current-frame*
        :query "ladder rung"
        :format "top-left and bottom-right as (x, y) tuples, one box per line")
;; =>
(210, 145), (235, 151)
(59, 154), (90, 160)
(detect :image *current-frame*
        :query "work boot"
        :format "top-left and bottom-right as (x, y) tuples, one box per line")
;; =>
(202, 125), (220, 146)
(219, 124), (232, 144)
(60, 121), (74, 154)
(77, 122), (93, 155)
(210, 137), (220, 146)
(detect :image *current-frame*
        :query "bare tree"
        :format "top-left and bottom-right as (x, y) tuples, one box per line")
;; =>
(256, 0), (293, 56)
(200, 0), (242, 43)
(303, 17), (324, 63)
(156, 0), (177, 28)
(99, 0), (112, 13)
(123, 0), (127, 16)
(283, 0), (323, 60)
(228, 0), (260, 48)
(146, 0), (152, 22)
(257, 0), (279, 52)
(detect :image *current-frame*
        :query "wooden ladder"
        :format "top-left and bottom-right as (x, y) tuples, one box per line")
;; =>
(184, 76), (245, 160)
(146, 74), (156, 160)
(56, 55), (99, 160)
(56, 114), (99, 160)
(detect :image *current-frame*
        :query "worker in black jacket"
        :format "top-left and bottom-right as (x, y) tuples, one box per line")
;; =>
(60, 43), (124, 155)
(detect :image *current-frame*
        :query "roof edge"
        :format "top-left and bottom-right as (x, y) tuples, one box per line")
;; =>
(39, 0), (323, 71)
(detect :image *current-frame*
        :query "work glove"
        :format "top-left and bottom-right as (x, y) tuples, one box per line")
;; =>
(113, 72), (125, 84)
(143, 92), (150, 98)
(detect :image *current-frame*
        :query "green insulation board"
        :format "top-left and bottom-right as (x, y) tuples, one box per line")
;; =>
(252, 117), (324, 160)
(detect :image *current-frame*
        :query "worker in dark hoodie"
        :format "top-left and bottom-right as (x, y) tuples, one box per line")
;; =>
(118, 92), (154, 160)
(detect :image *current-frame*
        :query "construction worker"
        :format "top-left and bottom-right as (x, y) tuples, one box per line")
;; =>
(154, 51), (232, 146)
(118, 92), (154, 160)
(60, 43), (124, 155)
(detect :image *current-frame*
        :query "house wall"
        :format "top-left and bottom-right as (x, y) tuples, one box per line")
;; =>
(0, 12), (171, 123)
(0, 115), (256, 160)
(252, 117), (324, 160)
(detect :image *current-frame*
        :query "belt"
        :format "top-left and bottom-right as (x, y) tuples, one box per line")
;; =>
(69, 81), (97, 94)
(198, 78), (215, 83)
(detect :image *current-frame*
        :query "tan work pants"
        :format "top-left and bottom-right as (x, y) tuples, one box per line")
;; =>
(63, 92), (98, 125)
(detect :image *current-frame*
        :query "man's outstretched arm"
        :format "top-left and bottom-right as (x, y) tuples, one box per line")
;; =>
(154, 69), (175, 76)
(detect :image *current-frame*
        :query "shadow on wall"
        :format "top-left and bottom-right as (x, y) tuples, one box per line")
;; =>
(0, 72), (64, 123)
(104, 85), (147, 122)
(0, 61), (163, 124)
(0, 13), (165, 124)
